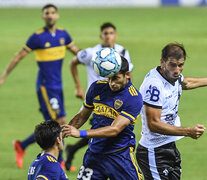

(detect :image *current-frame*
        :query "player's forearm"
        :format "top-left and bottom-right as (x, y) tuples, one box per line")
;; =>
(70, 60), (82, 89)
(2, 56), (21, 78)
(85, 126), (120, 138)
(183, 77), (207, 90)
(149, 120), (191, 137)
(1, 49), (27, 79)
(69, 113), (87, 129)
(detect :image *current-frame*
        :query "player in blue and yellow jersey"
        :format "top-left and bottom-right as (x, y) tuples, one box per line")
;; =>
(63, 57), (143, 180)
(28, 120), (69, 180)
(0, 4), (79, 169)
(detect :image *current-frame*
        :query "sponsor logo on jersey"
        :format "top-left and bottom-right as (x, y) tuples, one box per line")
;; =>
(94, 95), (100, 101)
(114, 99), (123, 109)
(45, 42), (51, 48)
(93, 103), (120, 119)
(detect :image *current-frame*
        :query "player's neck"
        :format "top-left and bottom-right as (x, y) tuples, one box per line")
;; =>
(44, 147), (59, 160)
(46, 25), (56, 34)
(102, 43), (114, 49)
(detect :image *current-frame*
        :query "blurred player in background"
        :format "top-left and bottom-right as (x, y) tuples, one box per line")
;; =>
(63, 57), (143, 180)
(136, 43), (207, 180)
(65, 22), (133, 170)
(0, 4), (79, 169)
(28, 120), (69, 180)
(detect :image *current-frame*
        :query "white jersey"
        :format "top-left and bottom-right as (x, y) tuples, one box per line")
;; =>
(139, 66), (184, 148)
(77, 43), (133, 89)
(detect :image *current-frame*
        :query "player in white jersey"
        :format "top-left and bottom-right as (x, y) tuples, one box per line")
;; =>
(136, 43), (207, 180)
(65, 22), (133, 170)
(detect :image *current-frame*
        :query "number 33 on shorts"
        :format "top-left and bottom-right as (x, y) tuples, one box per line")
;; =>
(77, 166), (93, 180)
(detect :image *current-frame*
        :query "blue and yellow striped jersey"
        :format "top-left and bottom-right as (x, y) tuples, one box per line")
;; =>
(24, 27), (74, 89)
(84, 80), (143, 153)
(28, 153), (69, 180)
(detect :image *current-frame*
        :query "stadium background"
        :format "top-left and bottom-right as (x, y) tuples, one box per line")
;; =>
(0, 0), (207, 179)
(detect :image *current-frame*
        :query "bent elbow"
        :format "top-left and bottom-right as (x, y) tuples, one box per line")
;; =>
(111, 128), (120, 137)
(148, 122), (158, 133)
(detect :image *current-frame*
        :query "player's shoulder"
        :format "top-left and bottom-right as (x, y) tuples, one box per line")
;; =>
(56, 27), (70, 35)
(93, 44), (102, 50)
(143, 67), (164, 86)
(89, 80), (108, 90)
(126, 83), (142, 100)
(40, 154), (59, 167)
(56, 26), (65, 31)
(35, 28), (45, 35)
(114, 43), (125, 51)
(95, 79), (109, 84)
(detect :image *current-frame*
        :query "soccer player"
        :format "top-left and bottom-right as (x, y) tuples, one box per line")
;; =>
(0, 4), (79, 169)
(65, 22), (133, 170)
(28, 120), (69, 180)
(136, 43), (207, 180)
(63, 57), (143, 180)
(70, 22), (133, 100)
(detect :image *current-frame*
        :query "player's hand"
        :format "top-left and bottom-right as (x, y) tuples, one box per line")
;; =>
(61, 124), (80, 138)
(75, 87), (85, 100)
(0, 77), (5, 86)
(188, 124), (206, 139)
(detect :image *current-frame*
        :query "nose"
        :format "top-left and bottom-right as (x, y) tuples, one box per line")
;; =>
(175, 66), (181, 74)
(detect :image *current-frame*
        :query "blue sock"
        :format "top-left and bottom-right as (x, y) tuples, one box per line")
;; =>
(20, 133), (35, 150)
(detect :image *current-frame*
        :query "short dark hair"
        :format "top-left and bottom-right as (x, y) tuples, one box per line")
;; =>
(161, 42), (186, 62)
(100, 22), (116, 32)
(42, 4), (58, 12)
(119, 56), (129, 74)
(34, 120), (61, 150)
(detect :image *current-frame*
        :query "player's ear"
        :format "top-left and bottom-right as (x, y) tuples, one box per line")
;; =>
(115, 32), (118, 39)
(125, 71), (130, 79)
(56, 136), (62, 144)
(160, 58), (165, 69)
(56, 13), (59, 20)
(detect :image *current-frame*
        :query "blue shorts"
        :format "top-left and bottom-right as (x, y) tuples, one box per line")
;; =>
(77, 147), (143, 180)
(37, 86), (66, 121)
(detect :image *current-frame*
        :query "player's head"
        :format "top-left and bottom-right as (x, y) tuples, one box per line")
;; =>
(109, 56), (130, 92)
(34, 120), (63, 151)
(160, 42), (186, 84)
(42, 4), (59, 28)
(100, 22), (117, 48)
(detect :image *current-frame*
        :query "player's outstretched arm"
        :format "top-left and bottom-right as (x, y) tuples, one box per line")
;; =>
(145, 105), (206, 139)
(182, 76), (207, 90)
(67, 44), (80, 55)
(0, 49), (28, 86)
(70, 56), (85, 99)
(63, 115), (130, 138)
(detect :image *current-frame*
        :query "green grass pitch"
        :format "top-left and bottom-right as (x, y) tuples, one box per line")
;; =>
(0, 7), (207, 180)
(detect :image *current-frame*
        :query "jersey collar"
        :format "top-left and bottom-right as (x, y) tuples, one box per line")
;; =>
(156, 66), (176, 86)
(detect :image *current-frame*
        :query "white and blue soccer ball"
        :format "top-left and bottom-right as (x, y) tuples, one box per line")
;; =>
(92, 48), (122, 78)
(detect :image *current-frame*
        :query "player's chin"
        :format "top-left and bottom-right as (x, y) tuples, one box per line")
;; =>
(110, 86), (120, 92)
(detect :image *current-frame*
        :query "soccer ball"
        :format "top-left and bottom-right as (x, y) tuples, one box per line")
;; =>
(92, 48), (122, 78)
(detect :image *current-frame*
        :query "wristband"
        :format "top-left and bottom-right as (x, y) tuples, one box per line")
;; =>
(79, 130), (87, 137)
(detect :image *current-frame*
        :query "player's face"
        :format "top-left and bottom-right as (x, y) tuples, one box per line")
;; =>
(161, 57), (185, 83)
(100, 27), (117, 48)
(42, 7), (59, 28)
(109, 72), (130, 92)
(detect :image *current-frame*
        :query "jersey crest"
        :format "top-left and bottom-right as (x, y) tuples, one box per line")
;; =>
(59, 38), (65, 45)
(114, 99), (123, 110)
